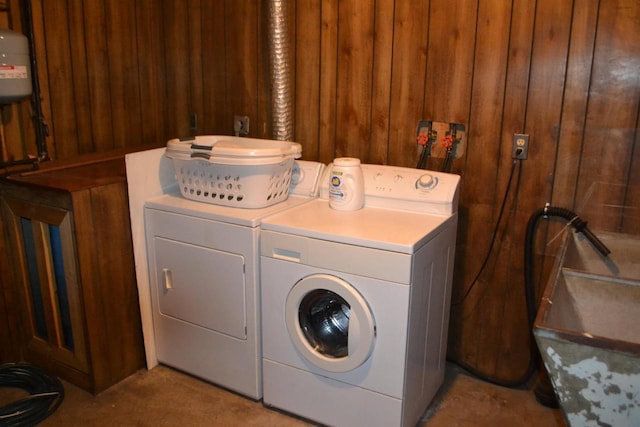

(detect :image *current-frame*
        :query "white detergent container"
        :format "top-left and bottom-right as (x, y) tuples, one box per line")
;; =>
(329, 157), (364, 211)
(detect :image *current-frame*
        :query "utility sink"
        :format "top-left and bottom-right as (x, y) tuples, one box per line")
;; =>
(534, 231), (640, 427)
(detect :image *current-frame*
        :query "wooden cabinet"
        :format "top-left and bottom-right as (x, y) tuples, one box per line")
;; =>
(0, 154), (145, 393)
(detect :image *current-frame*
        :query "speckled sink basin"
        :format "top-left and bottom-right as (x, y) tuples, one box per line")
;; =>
(534, 231), (640, 427)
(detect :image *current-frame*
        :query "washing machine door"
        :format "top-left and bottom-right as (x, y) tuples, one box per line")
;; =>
(285, 274), (376, 373)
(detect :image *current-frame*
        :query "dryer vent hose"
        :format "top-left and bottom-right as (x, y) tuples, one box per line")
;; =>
(267, 0), (293, 141)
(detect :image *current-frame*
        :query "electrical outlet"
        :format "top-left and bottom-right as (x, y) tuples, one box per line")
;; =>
(234, 115), (250, 136)
(512, 133), (529, 159)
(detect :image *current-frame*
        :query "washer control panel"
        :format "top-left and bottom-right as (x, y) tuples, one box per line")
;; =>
(320, 163), (460, 214)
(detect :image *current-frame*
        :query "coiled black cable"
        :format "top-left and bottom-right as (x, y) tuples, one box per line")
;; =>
(0, 363), (64, 427)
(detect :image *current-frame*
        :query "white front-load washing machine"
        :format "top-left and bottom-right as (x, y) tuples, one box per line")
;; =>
(260, 164), (460, 426)
(143, 160), (324, 399)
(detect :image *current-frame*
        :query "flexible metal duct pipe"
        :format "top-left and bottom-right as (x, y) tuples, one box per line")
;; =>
(267, 0), (293, 141)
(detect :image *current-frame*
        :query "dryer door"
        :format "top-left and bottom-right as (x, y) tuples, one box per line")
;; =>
(285, 274), (375, 373)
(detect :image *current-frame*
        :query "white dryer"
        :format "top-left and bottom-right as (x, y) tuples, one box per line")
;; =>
(260, 164), (460, 426)
(143, 160), (325, 399)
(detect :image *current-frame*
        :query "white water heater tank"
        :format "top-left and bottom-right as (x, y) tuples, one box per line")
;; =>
(0, 29), (32, 104)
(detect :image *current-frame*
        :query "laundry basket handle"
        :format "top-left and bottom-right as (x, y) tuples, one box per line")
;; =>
(191, 143), (213, 151)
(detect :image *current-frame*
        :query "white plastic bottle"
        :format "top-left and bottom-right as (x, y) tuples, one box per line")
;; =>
(328, 158), (364, 211)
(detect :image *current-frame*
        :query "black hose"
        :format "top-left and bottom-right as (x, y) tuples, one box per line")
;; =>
(416, 144), (429, 169)
(0, 363), (64, 427)
(447, 356), (536, 389)
(450, 204), (610, 391)
(20, 0), (50, 161)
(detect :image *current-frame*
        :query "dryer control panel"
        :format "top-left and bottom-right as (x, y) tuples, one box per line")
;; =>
(290, 160), (326, 197)
(320, 163), (460, 215)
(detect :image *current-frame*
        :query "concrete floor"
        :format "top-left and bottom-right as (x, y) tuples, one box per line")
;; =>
(4, 363), (565, 426)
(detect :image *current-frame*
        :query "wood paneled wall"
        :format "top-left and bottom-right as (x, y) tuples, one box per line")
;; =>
(2, 0), (639, 382)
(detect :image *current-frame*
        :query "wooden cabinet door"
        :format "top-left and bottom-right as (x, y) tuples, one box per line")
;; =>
(1, 196), (89, 373)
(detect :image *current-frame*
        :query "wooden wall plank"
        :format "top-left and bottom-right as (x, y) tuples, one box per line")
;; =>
(162, 0), (190, 139)
(524, 0), (573, 209)
(83, 0), (114, 154)
(135, 0), (166, 146)
(187, 0), (203, 138)
(551, 0), (599, 209)
(42, 0), (77, 158)
(368, 0), (394, 165)
(386, 0), (430, 167)
(256, 0), (270, 139)
(486, 0), (537, 381)
(0, 102), (24, 162)
(294, 0), (321, 158)
(318, 0), (338, 164)
(424, 0), (476, 126)
(224, 0), (259, 138)
(105, 0), (142, 149)
(500, 0), (535, 148)
(66, 1), (92, 153)
(200, 1), (227, 136)
(334, 0), (374, 160)
(450, 0), (512, 379)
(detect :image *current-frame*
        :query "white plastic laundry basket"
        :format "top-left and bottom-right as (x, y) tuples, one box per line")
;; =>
(165, 135), (302, 208)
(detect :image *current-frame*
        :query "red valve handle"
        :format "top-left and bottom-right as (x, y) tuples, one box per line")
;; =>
(442, 134), (454, 149)
(417, 133), (429, 146)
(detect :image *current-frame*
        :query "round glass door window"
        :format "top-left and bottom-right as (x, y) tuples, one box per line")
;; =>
(298, 289), (350, 358)
(285, 274), (375, 373)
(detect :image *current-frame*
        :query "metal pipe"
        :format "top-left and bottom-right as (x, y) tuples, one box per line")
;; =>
(267, 0), (293, 141)
(21, 0), (49, 161)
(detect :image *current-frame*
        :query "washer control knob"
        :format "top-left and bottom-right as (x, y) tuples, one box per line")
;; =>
(290, 163), (302, 185)
(416, 174), (437, 191)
